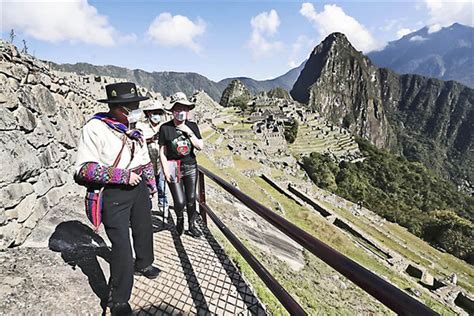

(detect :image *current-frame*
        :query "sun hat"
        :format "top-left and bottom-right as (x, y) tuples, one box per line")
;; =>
(165, 92), (195, 110)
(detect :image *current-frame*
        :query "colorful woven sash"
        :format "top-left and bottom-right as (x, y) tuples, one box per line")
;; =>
(91, 112), (144, 145)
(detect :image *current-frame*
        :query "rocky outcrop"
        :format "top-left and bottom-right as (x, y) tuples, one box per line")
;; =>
(219, 80), (251, 107)
(291, 33), (473, 187)
(190, 90), (223, 123)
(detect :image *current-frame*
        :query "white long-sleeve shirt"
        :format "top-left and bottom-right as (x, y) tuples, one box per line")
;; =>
(75, 119), (151, 173)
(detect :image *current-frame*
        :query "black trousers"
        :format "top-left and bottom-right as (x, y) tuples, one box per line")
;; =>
(102, 177), (154, 303)
(168, 163), (198, 224)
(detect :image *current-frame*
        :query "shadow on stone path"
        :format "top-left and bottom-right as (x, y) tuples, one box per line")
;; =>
(48, 220), (111, 313)
(131, 211), (266, 315)
(6, 199), (268, 315)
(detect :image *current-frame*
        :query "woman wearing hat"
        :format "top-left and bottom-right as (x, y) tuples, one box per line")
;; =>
(74, 82), (160, 315)
(137, 100), (169, 218)
(159, 92), (204, 238)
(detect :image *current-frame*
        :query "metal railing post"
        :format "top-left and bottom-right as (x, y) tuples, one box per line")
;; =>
(198, 169), (207, 226)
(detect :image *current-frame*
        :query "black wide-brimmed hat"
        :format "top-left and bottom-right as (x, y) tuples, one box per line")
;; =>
(97, 82), (149, 104)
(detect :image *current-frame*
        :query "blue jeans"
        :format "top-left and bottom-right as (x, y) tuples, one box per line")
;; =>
(157, 170), (168, 207)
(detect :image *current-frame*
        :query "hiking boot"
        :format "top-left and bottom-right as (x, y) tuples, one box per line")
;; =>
(176, 217), (184, 236)
(111, 302), (132, 316)
(134, 265), (161, 279)
(187, 223), (202, 238)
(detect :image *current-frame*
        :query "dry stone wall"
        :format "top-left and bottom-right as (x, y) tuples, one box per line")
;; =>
(0, 42), (86, 249)
(0, 40), (161, 250)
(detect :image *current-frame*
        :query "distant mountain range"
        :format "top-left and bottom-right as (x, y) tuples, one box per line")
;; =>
(291, 32), (473, 189)
(51, 23), (472, 99)
(217, 61), (306, 97)
(50, 61), (306, 101)
(368, 23), (473, 88)
(50, 23), (473, 187)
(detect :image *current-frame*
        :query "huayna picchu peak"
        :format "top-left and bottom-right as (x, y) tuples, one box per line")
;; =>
(291, 32), (473, 191)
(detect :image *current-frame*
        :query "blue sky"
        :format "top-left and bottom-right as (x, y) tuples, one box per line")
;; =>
(2, 0), (472, 81)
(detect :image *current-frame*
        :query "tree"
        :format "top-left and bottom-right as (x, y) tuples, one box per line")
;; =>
(9, 29), (16, 43)
(301, 138), (474, 263)
(230, 95), (250, 112)
(21, 39), (28, 54)
(284, 119), (299, 144)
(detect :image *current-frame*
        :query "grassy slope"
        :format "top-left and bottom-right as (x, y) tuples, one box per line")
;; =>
(196, 152), (460, 315)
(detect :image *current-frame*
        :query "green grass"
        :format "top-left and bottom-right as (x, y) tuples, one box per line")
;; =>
(233, 156), (262, 171)
(315, 195), (474, 293)
(200, 129), (214, 139)
(197, 125), (471, 314)
(209, 225), (289, 315)
(206, 132), (221, 144)
(252, 177), (457, 315)
(197, 153), (457, 315)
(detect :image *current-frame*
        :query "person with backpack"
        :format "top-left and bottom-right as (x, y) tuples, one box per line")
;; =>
(74, 82), (160, 316)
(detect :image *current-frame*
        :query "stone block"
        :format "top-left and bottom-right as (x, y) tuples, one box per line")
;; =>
(14, 105), (36, 132)
(0, 220), (20, 250)
(0, 131), (42, 183)
(45, 186), (66, 208)
(421, 271), (434, 287)
(0, 182), (34, 209)
(26, 115), (55, 149)
(15, 193), (38, 223)
(0, 63), (28, 81)
(0, 90), (20, 110)
(30, 84), (57, 116)
(33, 169), (69, 196)
(0, 106), (17, 130)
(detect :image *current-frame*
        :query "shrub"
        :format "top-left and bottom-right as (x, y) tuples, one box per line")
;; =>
(302, 138), (474, 263)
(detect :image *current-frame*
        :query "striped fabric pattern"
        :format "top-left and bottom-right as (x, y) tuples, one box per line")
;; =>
(92, 112), (144, 145)
(85, 189), (103, 231)
(77, 162), (130, 185)
(131, 161), (157, 194)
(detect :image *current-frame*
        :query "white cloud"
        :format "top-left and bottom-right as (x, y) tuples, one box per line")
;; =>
(396, 28), (414, 39)
(118, 33), (138, 45)
(410, 35), (428, 42)
(147, 13), (206, 52)
(300, 3), (385, 52)
(424, 0), (473, 31)
(380, 19), (400, 32)
(248, 10), (283, 59)
(2, 0), (126, 46)
(251, 9), (280, 35)
(427, 23), (443, 33)
(288, 35), (314, 67)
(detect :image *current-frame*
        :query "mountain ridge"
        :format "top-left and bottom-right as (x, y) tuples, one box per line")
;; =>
(291, 32), (473, 189)
(368, 23), (474, 88)
(50, 60), (306, 101)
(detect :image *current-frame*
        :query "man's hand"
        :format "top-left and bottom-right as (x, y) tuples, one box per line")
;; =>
(129, 172), (141, 186)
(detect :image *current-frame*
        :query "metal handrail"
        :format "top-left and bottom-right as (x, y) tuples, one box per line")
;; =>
(197, 165), (438, 316)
